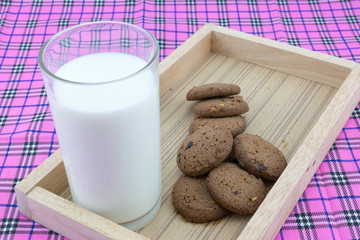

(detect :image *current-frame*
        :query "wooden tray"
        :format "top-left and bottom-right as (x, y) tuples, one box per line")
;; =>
(15, 24), (360, 240)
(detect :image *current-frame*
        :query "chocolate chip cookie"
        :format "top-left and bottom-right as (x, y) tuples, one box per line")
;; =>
(177, 125), (233, 177)
(206, 162), (266, 214)
(172, 176), (230, 222)
(186, 83), (241, 101)
(189, 115), (246, 137)
(233, 134), (287, 181)
(193, 96), (249, 117)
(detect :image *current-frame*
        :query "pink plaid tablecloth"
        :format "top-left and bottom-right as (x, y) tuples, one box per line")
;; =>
(0, 1), (360, 239)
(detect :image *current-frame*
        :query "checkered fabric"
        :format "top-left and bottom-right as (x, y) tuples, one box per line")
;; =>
(0, 1), (359, 239)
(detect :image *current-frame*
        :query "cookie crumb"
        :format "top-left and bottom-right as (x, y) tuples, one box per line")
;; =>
(251, 197), (258, 202)
(209, 106), (217, 111)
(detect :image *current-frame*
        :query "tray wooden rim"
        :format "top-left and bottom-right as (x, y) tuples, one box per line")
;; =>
(15, 24), (360, 240)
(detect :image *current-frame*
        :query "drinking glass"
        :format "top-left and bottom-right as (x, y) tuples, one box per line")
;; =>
(38, 22), (161, 230)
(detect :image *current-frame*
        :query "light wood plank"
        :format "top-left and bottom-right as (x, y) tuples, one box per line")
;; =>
(15, 149), (63, 194)
(159, 23), (216, 96)
(15, 149), (66, 219)
(27, 187), (148, 240)
(212, 26), (356, 88)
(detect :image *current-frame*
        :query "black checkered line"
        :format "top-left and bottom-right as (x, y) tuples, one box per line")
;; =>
(155, 17), (166, 24)
(322, 37), (334, 44)
(251, 18), (262, 26)
(330, 143), (337, 151)
(1, 0), (11, 6)
(125, 0), (135, 6)
(217, 0), (226, 4)
(123, 18), (134, 24)
(32, 0), (42, 6)
(351, 107), (360, 118)
(90, 40), (100, 46)
(49, 230), (60, 235)
(0, 115), (7, 126)
(58, 18), (69, 27)
(63, 0), (73, 6)
(0, 218), (19, 234)
(294, 213), (315, 229)
(282, 17), (293, 25)
(314, 17), (325, 25)
(186, 0), (196, 5)
(330, 172), (349, 185)
(120, 38), (130, 48)
(0, 19), (4, 26)
(155, 0), (165, 5)
(346, 15), (358, 24)
(59, 37), (70, 48)
(308, 0), (318, 4)
(343, 210), (360, 226)
(2, 88), (17, 99)
(91, 17), (101, 22)
(278, 0), (287, 4)
(247, 0), (257, 4)
(157, 39), (166, 49)
(22, 141), (39, 156)
(12, 64), (25, 74)
(40, 87), (47, 97)
(187, 18), (198, 25)
(19, 42), (32, 50)
(94, 0), (104, 6)
(11, 178), (23, 193)
(288, 38), (300, 46)
(32, 112), (47, 122)
(219, 18), (230, 26)
(26, 19), (37, 28)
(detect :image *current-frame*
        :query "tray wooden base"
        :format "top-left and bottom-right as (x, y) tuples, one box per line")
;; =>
(16, 24), (360, 240)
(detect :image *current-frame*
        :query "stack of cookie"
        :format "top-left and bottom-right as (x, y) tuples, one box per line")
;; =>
(187, 83), (248, 136)
(172, 83), (287, 223)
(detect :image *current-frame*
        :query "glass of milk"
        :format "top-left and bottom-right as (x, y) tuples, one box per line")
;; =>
(38, 22), (161, 230)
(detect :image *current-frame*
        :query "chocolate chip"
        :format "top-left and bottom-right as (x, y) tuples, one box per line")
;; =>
(233, 191), (238, 195)
(185, 141), (194, 150)
(259, 165), (267, 171)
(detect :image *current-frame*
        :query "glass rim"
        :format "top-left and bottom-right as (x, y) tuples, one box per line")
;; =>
(38, 21), (159, 86)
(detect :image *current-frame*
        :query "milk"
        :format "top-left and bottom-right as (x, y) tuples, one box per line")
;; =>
(47, 52), (161, 226)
